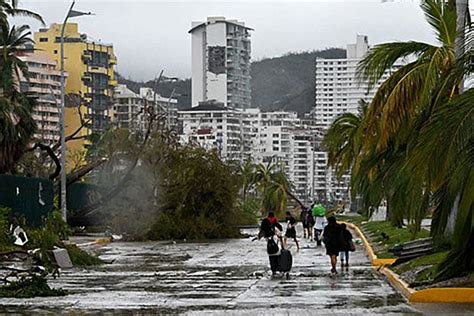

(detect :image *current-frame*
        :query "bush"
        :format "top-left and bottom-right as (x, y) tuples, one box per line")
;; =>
(0, 275), (66, 298)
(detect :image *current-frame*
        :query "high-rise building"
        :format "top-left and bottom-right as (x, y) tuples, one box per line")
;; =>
(189, 17), (252, 109)
(315, 35), (371, 128)
(313, 35), (404, 207)
(34, 23), (117, 155)
(18, 52), (64, 145)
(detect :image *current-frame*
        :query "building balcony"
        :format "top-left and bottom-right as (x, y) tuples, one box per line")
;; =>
(109, 55), (117, 65)
(88, 66), (108, 75)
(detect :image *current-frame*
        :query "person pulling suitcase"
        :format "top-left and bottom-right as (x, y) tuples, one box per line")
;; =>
(258, 212), (293, 279)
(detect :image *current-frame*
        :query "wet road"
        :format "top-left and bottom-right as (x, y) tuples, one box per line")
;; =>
(0, 229), (472, 314)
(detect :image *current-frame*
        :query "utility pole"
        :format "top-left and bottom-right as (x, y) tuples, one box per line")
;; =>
(59, 1), (93, 222)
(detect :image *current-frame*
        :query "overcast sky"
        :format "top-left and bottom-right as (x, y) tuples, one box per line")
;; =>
(14, 0), (472, 81)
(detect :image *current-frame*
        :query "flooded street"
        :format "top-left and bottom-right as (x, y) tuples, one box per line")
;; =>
(0, 229), (468, 314)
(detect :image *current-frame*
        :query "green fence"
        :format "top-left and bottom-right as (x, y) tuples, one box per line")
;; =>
(0, 174), (54, 227)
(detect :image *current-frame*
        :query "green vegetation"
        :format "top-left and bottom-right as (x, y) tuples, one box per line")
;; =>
(147, 145), (243, 240)
(65, 244), (103, 266)
(324, 0), (473, 280)
(0, 208), (102, 297)
(362, 221), (430, 258)
(0, 275), (66, 298)
(393, 252), (449, 283)
(341, 216), (430, 258)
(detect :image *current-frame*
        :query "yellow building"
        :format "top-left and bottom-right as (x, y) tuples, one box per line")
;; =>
(34, 23), (117, 167)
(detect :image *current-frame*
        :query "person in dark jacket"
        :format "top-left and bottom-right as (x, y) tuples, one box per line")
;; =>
(300, 207), (309, 239)
(284, 211), (300, 250)
(322, 216), (343, 274)
(339, 223), (353, 268)
(260, 212), (283, 275)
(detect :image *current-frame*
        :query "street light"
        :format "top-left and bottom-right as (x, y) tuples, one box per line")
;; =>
(60, 1), (93, 222)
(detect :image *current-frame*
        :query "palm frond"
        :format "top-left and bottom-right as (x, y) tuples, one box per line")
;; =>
(357, 41), (433, 89)
(421, 0), (457, 47)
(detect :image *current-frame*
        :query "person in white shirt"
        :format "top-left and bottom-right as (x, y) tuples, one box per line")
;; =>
(314, 215), (327, 246)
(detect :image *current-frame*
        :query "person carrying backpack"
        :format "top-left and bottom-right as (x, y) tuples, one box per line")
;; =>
(260, 212), (283, 275)
(322, 216), (344, 274)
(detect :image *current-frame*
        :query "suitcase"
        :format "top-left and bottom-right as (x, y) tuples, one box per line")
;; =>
(278, 249), (292, 272)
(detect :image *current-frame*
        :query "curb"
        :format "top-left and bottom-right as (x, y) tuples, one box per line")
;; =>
(343, 221), (474, 303)
(343, 222), (396, 267)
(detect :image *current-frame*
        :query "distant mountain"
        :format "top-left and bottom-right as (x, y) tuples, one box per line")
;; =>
(117, 48), (346, 115)
(251, 48), (346, 115)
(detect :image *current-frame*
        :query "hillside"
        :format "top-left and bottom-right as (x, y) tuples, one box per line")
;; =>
(250, 48), (345, 114)
(117, 48), (346, 115)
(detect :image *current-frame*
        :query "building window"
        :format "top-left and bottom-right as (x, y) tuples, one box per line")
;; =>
(54, 50), (58, 54)
(39, 37), (48, 42)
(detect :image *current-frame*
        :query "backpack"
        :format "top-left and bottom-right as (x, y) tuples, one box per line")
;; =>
(260, 218), (274, 238)
(267, 237), (279, 255)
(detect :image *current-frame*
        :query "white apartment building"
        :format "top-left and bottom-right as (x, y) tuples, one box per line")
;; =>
(313, 35), (404, 207)
(179, 101), (244, 162)
(179, 106), (319, 204)
(139, 87), (179, 131)
(189, 16), (252, 109)
(113, 84), (145, 132)
(18, 52), (64, 145)
(315, 35), (372, 128)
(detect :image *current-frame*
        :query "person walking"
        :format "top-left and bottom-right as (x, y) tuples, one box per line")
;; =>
(322, 216), (344, 274)
(284, 211), (300, 250)
(300, 207), (309, 239)
(260, 212), (283, 276)
(340, 223), (353, 268)
(314, 214), (327, 246)
(306, 212), (315, 241)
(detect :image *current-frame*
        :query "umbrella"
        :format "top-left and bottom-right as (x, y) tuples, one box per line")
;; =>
(312, 204), (326, 217)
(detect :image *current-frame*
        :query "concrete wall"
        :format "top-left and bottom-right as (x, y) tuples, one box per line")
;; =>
(191, 27), (206, 107)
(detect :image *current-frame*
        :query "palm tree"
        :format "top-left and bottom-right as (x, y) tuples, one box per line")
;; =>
(0, 1), (44, 26)
(253, 159), (304, 217)
(323, 100), (366, 179)
(357, 0), (461, 150)
(348, 0), (473, 279)
(0, 91), (36, 173)
(239, 157), (257, 200)
(0, 21), (37, 173)
(0, 22), (34, 93)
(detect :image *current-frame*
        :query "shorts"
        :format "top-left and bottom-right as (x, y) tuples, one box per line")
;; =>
(285, 229), (296, 239)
